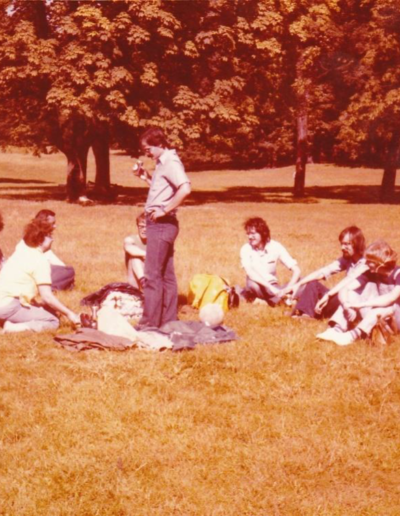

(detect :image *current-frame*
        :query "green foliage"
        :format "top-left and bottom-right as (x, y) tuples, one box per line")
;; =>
(0, 0), (399, 193)
(336, 0), (400, 168)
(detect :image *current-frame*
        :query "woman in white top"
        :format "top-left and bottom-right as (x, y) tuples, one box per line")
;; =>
(0, 220), (80, 333)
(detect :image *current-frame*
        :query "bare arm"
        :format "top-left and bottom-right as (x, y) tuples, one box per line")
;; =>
(285, 265), (302, 289)
(151, 182), (191, 221)
(282, 267), (327, 297)
(315, 263), (369, 314)
(348, 285), (400, 310)
(38, 285), (80, 324)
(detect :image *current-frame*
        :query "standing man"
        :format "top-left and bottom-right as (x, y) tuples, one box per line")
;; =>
(134, 127), (191, 328)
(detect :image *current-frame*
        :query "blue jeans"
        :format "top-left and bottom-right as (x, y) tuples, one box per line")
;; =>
(140, 215), (179, 328)
(243, 277), (281, 306)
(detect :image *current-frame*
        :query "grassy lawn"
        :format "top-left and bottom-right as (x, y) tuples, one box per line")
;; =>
(1, 150), (400, 516)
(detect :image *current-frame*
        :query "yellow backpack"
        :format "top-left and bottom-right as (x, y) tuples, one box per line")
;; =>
(188, 274), (231, 312)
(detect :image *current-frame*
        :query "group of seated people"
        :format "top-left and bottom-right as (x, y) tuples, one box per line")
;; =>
(240, 217), (400, 346)
(1, 209), (399, 347)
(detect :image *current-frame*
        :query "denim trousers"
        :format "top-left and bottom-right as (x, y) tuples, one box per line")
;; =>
(295, 280), (340, 318)
(244, 277), (281, 306)
(140, 215), (179, 328)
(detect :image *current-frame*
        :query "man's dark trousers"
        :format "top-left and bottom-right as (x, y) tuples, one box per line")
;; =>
(140, 215), (179, 328)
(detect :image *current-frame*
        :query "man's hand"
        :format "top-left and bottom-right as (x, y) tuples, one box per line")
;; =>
(132, 162), (151, 183)
(66, 310), (81, 326)
(315, 294), (329, 315)
(149, 208), (166, 221)
(343, 303), (358, 322)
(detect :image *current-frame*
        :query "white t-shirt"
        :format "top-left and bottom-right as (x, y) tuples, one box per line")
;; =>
(0, 241), (51, 307)
(240, 239), (298, 284)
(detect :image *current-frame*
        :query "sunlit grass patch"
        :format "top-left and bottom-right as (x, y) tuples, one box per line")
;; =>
(0, 150), (400, 515)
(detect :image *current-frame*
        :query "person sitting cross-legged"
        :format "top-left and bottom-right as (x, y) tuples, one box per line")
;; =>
(240, 217), (301, 305)
(124, 212), (147, 290)
(0, 219), (80, 333)
(281, 226), (367, 319)
(317, 240), (400, 346)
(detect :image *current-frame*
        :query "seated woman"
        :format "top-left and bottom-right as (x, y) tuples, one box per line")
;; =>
(317, 240), (400, 346)
(124, 212), (147, 290)
(282, 226), (366, 319)
(0, 219), (80, 333)
(240, 217), (300, 305)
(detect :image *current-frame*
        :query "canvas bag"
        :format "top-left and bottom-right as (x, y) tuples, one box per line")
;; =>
(188, 274), (239, 312)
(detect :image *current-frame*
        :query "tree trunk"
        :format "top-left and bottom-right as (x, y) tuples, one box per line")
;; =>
(56, 118), (92, 202)
(65, 145), (89, 202)
(294, 111), (308, 197)
(293, 54), (308, 198)
(380, 132), (399, 203)
(92, 128), (111, 199)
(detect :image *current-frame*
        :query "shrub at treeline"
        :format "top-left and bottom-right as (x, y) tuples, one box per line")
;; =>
(0, 0), (399, 202)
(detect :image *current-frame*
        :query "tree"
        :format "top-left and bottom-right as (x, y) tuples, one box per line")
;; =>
(0, 1), (185, 200)
(335, 0), (400, 202)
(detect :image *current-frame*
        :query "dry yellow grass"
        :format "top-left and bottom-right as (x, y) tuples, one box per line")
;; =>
(0, 150), (400, 515)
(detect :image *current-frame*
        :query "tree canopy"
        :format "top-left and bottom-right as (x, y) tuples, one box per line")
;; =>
(0, 0), (398, 201)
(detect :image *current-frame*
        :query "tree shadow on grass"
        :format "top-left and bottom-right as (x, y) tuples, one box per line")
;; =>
(116, 184), (399, 206)
(0, 184), (66, 201)
(1, 183), (399, 205)
(0, 177), (50, 185)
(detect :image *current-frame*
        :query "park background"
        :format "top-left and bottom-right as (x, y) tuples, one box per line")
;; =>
(1, 1), (400, 515)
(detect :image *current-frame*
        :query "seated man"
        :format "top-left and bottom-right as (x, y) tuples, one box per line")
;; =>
(317, 240), (400, 346)
(240, 217), (300, 305)
(282, 226), (366, 318)
(32, 210), (75, 291)
(0, 219), (80, 333)
(123, 213), (147, 290)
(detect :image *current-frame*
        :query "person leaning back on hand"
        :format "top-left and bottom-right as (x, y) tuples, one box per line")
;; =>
(132, 127), (191, 329)
(0, 219), (80, 333)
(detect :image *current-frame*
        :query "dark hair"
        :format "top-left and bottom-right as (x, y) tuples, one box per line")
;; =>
(244, 217), (271, 246)
(34, 209), (56, 221)
(136, 212), (146, 225)
(339, 226), (365, 256)
(140, 127), (169, 148)
(23, 220), (53, 248)
(0, 212), (3, 233)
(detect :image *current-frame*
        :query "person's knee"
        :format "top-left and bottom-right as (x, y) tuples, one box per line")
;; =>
(124, 236), (135, 252)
